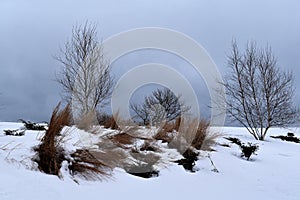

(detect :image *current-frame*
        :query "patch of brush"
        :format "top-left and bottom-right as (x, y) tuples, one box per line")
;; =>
(153, 126), (174, 143)
(3, 129), (25, 136)
(67, 149), (112, 181)
(108, 132), (136, 148)
(33, 103), (71, 176)
(175, 147), (199, 172)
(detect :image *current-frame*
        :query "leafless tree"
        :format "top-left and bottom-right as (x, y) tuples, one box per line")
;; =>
(130, 103), (150, 125)
(222, 40), (299, 140)
(130, 88), (190, 125)
(55, 22), (113, 118)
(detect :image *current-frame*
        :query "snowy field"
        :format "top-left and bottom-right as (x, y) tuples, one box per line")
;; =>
(0, 122), (299, 200)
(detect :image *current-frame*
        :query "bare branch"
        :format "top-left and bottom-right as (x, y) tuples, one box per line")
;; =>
(130, 88), (191, 126)
(55, 21), (114, 119)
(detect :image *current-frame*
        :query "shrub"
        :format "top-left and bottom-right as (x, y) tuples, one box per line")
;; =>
(19, 119), (48, 131)
(240, 143), (259, 160)
(3, 129), (25, 136)
(270, 133), (300, 143)
(225, 137), (259, 160)
(175, 147), (199, 172)
(224, 137), (242, 146)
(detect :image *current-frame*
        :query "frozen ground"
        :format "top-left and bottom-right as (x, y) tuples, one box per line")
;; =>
(0, 122), (299, 200)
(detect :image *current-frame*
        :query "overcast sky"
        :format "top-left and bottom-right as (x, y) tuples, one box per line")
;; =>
(0, 0), (299, 122)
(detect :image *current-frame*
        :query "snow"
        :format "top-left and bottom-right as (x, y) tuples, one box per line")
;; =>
(0, 122), (300, 200)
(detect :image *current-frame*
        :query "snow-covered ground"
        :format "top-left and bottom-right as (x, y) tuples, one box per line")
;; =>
(0, 122), (299, 200)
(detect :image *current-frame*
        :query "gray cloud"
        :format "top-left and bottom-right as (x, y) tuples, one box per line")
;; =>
(0, 0), (299, 122)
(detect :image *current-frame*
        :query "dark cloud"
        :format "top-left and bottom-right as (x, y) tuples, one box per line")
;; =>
(0, 0), (299, 122)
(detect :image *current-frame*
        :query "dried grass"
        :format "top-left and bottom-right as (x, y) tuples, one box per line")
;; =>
(77, 111), (97, 131)
(177, 119), (217, 151)
(103, 116), (118, 129)
(153, 121), (176, 143)
(191, 120), (210, 150)
(34, 103), (71, 176)
(68, 149), (112, 181)
(90, 147), (128, 169)
(109, 132), (135, 147)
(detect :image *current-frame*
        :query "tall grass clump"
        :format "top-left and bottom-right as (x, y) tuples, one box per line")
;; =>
(175, 119), (218, 172)
(34, 103), (71, 176)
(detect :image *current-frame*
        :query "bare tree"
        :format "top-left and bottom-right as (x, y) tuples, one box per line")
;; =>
(55, 22), (113, 117)
(130, 88), (190, 125)
(130, 103), (150, 125)
(222, 40), (299, 140)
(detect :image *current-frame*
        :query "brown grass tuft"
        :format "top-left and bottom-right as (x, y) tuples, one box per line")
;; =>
(77, 111), (97, 131)
(68, 149), (112, 181)
(34, 102), (71, 176)
(103, 116), (118, 130)
(174, 117), (181, 132)
(153, 121), (176, 143)
(191, 120), (210, 150)
(109, 132), (135, 147)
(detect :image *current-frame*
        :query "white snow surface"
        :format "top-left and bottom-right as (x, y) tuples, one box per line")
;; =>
(0, 122), (299, 200)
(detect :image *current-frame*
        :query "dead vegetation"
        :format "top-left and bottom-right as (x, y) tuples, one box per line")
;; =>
(68, 149), (112, 181)
(153, 120), (178, 143)
(32, 108), (218, 179)
(103, 116), (119, 130)
(173, 119), (218, 172)
(77, 111), (98, 131)
(3, 129), (25, 136)
(19, 119), (48, 131)
(34, 103), (71, 176)
(109, 132), (135, 147)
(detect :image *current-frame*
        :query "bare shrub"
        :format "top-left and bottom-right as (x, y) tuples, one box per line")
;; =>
(34, 103), (71, 176)
(130, 88), (190, 125)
